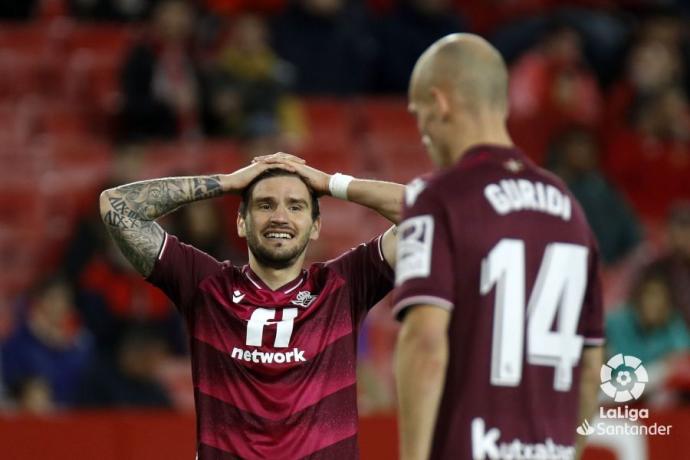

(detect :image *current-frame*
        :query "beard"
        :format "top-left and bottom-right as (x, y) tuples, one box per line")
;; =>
(245, 226), (311, 270)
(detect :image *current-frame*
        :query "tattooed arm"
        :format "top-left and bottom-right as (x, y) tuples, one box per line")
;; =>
(100, 162), (296, 276)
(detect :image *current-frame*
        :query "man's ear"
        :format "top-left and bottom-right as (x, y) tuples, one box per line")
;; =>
(309, 217), (321, 241)
(431, 86), (451, 120)
(237, 213), (247, 238)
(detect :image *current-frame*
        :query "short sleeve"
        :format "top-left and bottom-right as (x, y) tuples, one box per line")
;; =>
(578, 235), (605, 347)
(392, 188), (455, 320)
(325, 234), (394, 318)
(146, 233), (224, 315)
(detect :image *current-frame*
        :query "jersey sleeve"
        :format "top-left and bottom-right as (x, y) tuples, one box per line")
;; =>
(392, 188), (455, 320)
(578, 234), (605, 347)
(325, 234), (394, 318)
(146, 233), (224, 316)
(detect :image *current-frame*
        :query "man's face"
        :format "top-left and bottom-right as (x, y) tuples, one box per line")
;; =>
(238, 176), (320, 269)
(408, 72), (448, 167)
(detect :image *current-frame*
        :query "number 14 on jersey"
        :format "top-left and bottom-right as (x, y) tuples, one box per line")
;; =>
(481, 239), (588, 392)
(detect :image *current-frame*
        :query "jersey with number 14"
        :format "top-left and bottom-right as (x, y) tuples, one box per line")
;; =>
(147, 233), (393, 460)
(393, 145), (604, 460)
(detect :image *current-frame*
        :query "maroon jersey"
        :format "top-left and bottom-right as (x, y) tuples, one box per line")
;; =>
(147, 233), (393, 459)
(393, 145), (604, 460)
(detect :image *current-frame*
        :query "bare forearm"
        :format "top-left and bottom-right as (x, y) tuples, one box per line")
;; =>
(575, 346), (604, 460)
(396, 331), (448, 460)
(345, 179), (405, 224)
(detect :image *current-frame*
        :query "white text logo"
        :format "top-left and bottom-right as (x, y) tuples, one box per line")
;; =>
(471, 418), (574, 460)
(231, 347), (306, 364)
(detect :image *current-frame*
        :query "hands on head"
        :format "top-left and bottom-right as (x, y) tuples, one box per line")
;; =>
(250, 152), (332, 196)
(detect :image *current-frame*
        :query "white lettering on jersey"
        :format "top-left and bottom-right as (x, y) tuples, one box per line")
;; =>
(231, 347), (307, 364)
(471, 418), (575, 460)
(395, 215), (434, 285)
(484, 179), (571, 221)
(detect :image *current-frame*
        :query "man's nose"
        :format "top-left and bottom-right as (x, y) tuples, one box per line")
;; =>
(269, 205), (289, 223)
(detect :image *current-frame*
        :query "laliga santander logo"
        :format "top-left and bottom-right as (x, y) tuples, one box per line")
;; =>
(600, 353), (648, 403)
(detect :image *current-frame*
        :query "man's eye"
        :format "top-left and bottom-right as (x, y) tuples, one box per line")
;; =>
(290, 205), (303, 211)
(258, 203), (271, 210)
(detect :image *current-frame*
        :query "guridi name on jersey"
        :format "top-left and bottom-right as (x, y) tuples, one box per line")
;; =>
(484, 179), (572, 221)
(231, 347), (307, 364)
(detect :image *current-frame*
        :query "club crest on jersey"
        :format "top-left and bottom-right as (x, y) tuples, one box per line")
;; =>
(291, 291), (317, 308)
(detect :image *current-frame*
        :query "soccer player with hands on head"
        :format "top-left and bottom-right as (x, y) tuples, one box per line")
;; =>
(100, 152), (404, 459)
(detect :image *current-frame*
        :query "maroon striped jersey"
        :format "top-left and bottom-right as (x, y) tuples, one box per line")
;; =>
(393, 145), (604, 460)
(147, 233), (393, 459)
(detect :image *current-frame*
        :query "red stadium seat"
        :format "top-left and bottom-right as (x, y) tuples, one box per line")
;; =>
(0, 24), (47, 55)
(66, 23), (134, 56)
(357, 97), (418, 142)
(354, 98), (430, 181)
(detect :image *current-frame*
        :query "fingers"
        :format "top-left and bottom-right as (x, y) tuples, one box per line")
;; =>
(257, 160), (296, 173)
(252, 152), (306, 164)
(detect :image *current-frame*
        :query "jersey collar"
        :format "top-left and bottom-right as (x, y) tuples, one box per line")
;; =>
(459, 143), (520, 167)
(243, 266), (308, 294)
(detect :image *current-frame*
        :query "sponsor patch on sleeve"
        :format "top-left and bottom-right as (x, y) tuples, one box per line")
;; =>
(395, 215), (434, 285)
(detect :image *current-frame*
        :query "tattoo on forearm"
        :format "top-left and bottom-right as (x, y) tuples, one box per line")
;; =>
(101, 175), (222, 275)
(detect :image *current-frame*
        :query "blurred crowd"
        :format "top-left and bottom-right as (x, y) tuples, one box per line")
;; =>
(1, 0), (690, 414)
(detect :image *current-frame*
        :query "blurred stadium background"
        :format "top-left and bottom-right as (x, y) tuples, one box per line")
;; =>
(0, 0), (689, 459)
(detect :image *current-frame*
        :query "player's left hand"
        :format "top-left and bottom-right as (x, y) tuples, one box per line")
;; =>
(252, 152), (331, 196)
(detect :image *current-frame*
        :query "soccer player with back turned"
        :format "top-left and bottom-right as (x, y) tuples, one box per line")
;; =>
(393, 34), (604, 460)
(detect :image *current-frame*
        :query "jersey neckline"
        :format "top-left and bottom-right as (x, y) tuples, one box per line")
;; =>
(242, 265), (309, 294)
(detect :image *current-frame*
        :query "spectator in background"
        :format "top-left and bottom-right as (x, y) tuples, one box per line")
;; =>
(78, 237), (186, 357)
(271, 0), (375, 94)
(11, 377), (55, 414)
(508, 23), (603, 165)
(548, 126), (642, 265)
(77, 326), (172, 408)
(372, 0), (466, 93)
(604, 84), (690, 222)
(606, 264), (690, 366)
(652, 203), (690, 328)
(119, 0), (209, 141)
(1, 277), (93, 409)
(167, 200), (242, 262)
(203, 0), (285, 16)
(206, 13), (303, 142)
(0, 0), (39, 20)
(606, 16), (687, 133)
(69, 0), (151, 21)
